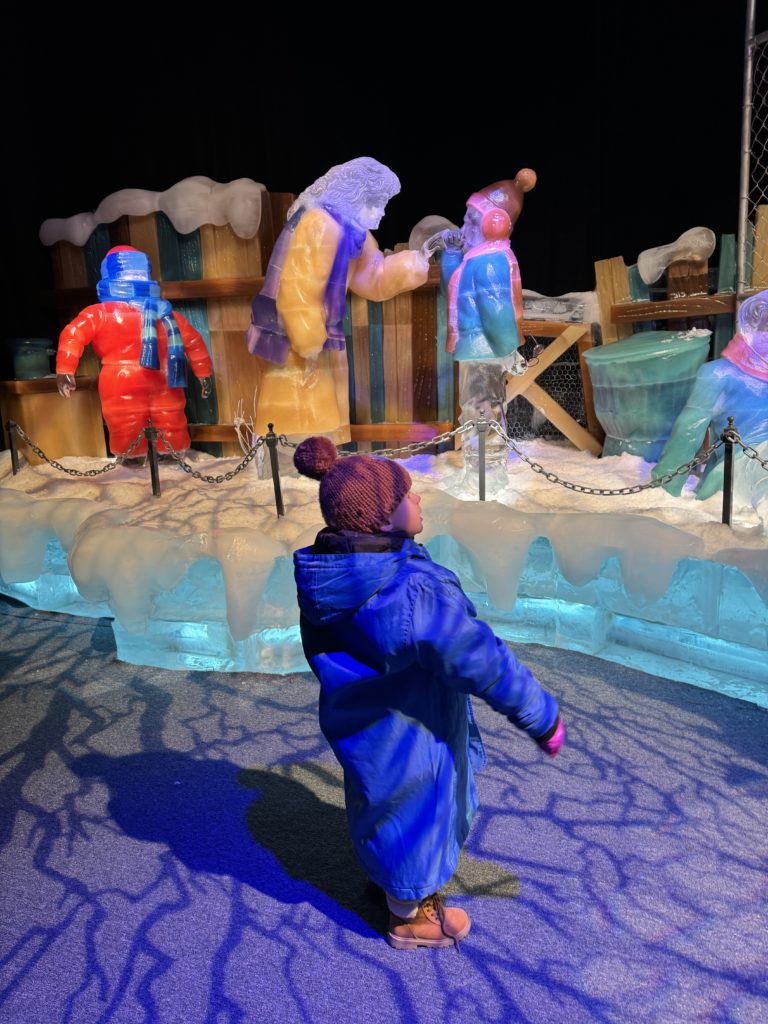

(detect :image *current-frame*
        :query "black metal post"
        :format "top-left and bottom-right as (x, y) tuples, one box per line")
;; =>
(144, 419), (161, 498)
(721, 416), (739, 527)
(476, 415), (487, 501)
(7, 421), (19, 475)
(265, 423), (285, 517)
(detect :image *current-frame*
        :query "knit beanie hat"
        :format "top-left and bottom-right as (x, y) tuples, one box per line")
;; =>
(466, 169), (537, 232)
(98, 245), (153, 289)
(294, 436), (411, 533)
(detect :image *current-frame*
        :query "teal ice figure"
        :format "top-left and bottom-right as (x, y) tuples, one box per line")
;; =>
(652, 291), (768, 517)
(583, 330), (711, 461)
(432, 171), (536, 493)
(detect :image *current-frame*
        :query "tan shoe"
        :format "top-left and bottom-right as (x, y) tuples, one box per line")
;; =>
(387, 893), (471, 950)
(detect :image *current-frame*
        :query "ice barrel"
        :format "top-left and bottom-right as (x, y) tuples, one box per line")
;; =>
(583, 329), (711, 460)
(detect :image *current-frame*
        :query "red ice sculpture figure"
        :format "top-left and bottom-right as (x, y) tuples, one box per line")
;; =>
(56, 246), (213, 457)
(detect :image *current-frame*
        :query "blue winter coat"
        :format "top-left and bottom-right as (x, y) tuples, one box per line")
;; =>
(293, 530), (559, 900)
(440, 247), (521, 360)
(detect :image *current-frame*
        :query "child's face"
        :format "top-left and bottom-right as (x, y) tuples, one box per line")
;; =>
(383, 490), (423, 536)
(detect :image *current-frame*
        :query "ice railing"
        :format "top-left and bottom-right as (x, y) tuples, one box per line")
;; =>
(5, 416), (767, 529)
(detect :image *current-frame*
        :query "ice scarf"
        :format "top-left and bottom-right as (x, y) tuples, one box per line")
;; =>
(246, 204), (366, 364)
(97, 275), (187, 388)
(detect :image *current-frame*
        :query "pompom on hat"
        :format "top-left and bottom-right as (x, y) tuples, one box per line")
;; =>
(466, 169), (537, 236)
(294, 436), (411, 533)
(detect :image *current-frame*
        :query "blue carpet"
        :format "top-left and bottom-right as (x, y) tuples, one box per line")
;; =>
(0, 597), (766, 1024)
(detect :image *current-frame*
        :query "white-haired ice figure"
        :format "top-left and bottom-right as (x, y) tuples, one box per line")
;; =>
(244, 157), (430, 440)
(653, 290), (768, 528)
(285, 156), (400, 225)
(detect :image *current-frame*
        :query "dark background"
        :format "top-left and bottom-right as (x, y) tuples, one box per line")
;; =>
(1, 4), (764, 346)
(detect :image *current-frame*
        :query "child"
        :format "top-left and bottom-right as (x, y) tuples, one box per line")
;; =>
(293, 436), (564, 950)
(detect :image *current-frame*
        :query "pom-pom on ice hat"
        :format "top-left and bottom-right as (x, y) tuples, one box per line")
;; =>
(294, 436), (411, 533)
(467, 169), (537, 238)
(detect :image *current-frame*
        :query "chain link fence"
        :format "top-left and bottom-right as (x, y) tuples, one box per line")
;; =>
(739, 17), (768, 297)
(505, 334), (588, 443)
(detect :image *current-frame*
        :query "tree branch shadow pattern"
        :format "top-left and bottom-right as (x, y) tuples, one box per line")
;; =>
(0, 597), (766, 1024)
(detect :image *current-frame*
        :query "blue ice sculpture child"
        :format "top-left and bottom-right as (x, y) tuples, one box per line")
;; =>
(652, 290), (768, 527)
(425, 170), (537, 491)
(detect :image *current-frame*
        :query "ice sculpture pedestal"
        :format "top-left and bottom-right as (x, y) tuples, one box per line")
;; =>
(2, 529), (765, 709)
(1, 453), (766, 708)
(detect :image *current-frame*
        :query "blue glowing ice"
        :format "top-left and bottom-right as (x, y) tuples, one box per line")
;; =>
(1, 464), (766, 708)
(653, 290), (768, 512)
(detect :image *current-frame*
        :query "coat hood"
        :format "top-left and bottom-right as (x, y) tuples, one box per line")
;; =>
(293, 532), (427, 627)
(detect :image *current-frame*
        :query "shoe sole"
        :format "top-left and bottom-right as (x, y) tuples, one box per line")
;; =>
(386, 921), (471, 950)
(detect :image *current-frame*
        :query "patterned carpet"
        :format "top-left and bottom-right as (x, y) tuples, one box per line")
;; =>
(1, 596), (766, 1024)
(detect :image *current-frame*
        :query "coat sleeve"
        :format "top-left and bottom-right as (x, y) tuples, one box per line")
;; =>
(651, 363), (720, 496)
(475, 252), (521, 356)
(56, 304), (105, 376)
(276, 209), (341, 359)
(439, 249), (463, 294)
(348, 234), (429, 301)
(409, 575), (558, 738)
(174, 312), (213, 378)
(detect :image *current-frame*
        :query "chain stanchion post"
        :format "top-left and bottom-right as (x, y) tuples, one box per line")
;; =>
(265, 423), (285, 517)
(721, 416), (739, 527)
(144, 419), (161, 498)
(6, 421), (19, 475)
(476, 415), (487, 501)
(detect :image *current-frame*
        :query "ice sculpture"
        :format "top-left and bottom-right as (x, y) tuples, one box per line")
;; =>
(408, 215), (459, 253)
(653, 291), (768, 521)
(637, 227), (716, 286)
(39, 177), (266, 247)
(1, 455), (766, 706)
(56, 246), (213, 457)
(435, 171), (537, 491)
(245, 157), (430, 440)
(583, 329), (711, 460)
(521, 288), (600, 326)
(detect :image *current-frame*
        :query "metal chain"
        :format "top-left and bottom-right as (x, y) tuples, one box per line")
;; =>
(155, 430), (265, 483)
(12, 425), (146, 476)
(338, 423), (474, 459)
(12, 418), (765, 498)
(487, 420), (724, 495)
(275, 422), (473, 459)
(735, 438), (768, 470)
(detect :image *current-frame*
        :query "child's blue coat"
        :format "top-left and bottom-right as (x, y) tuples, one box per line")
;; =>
(294, 532), (558, 900)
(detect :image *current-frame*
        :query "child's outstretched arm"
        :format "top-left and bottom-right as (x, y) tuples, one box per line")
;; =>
(410, 575), (564, 756)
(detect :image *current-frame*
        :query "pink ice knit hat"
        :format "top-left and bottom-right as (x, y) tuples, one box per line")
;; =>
(294, 436), (411, 533)
(467, 169), (537, 230)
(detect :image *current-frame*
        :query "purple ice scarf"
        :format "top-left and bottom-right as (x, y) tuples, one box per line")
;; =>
(323, 207), (366, 349)
(245, 205), (366, 365)
(96, 277), (187, 388)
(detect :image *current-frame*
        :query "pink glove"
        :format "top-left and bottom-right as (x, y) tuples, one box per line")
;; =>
(536, 717), (565, 758)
